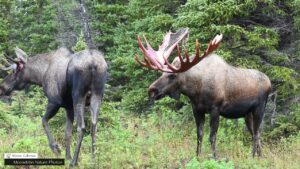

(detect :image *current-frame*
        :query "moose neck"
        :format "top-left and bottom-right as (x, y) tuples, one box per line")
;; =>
(178, 71), (202, 98)
(23, 54), (52, 86)
(22, 47), (72, 86)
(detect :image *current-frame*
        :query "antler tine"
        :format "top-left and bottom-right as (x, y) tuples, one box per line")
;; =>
(169, 34), (222, 73)
(137, 34), (165, 70)
(137, 35), (147, 54)
(195, 39), (199, 59)
(142, 34), (164, 68)
(144, 56), (159, 70)
(135, 54), (159, 71)
(143, 34), (152, 50)
(135, 54), (148, 67)
(187, 39), (201, 66)
(202, 34), (223, 57)
(183, 47), (190, 63)
(163, 55), (179, 72)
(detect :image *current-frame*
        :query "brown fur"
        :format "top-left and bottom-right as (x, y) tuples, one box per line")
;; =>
(176, 54), (271, 105)
(148, 54), (271, 157)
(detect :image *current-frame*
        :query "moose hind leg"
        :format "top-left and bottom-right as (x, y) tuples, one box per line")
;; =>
(209, 109), (220, 158)
(90, 94), (102, 159)
(42, 103), (60, 155)
(245, 112), (254, 139)
(65, 109), (74, 161)
(70, 94), (86, 166)
(252, 103), (265, 157)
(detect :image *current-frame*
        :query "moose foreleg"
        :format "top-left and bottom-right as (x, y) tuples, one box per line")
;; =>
(193, 109), (205, 156)
(209, 109), (220, 158)
(42, 103), (60, 155)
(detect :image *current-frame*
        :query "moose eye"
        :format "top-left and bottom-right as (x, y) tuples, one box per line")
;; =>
(168, 74), (176, 80)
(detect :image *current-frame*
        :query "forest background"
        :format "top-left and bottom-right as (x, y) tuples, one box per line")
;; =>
(0, 0), (299, 168)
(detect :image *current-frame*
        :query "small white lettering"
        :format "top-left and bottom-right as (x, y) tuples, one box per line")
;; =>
(4, 153), (38, 159)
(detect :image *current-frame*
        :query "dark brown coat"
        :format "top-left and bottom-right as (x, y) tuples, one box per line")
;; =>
(148, 54), (271, 157)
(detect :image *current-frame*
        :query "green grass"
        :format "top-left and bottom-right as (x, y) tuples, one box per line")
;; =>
(0, 101), (299, 169)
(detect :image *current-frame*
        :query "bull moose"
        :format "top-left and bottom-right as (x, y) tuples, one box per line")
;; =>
(135, 28), (271, 157)
(0, 47), (107, 166)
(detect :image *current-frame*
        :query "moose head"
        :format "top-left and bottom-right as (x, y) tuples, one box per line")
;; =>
(135, 28), (222, 102)
(0, 47), (29, 96)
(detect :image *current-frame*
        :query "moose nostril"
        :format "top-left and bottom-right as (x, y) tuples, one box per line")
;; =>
(148, 87), (158, 105)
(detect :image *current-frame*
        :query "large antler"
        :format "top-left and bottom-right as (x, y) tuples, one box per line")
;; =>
(135, 28), (189, 71)
(135, 28), (223, 73)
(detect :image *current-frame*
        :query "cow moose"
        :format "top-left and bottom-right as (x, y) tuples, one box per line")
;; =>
(135, 28), (271, 158)
(0, 47), (107, 166)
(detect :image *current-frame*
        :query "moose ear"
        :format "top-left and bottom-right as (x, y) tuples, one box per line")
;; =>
(15, 47), (28, 63)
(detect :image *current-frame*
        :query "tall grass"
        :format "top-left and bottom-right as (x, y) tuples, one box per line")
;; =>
(0, 100), (299, 169)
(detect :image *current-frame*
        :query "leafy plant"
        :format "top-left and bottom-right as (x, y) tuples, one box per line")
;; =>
(72, 31), (88, 52)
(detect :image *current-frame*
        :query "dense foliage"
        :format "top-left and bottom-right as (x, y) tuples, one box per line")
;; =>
(0, 0), (299, 168)
(91, 0), (299, 137)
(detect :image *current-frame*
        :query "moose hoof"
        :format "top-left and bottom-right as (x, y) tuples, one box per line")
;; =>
(69, 160), (77, 167)
(51, 143), (61, 155)
(207, 153), (219, 160)
(213, 154), (219, 160)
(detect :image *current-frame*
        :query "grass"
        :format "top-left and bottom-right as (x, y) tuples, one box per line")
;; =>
(0, 101), (299, 169)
